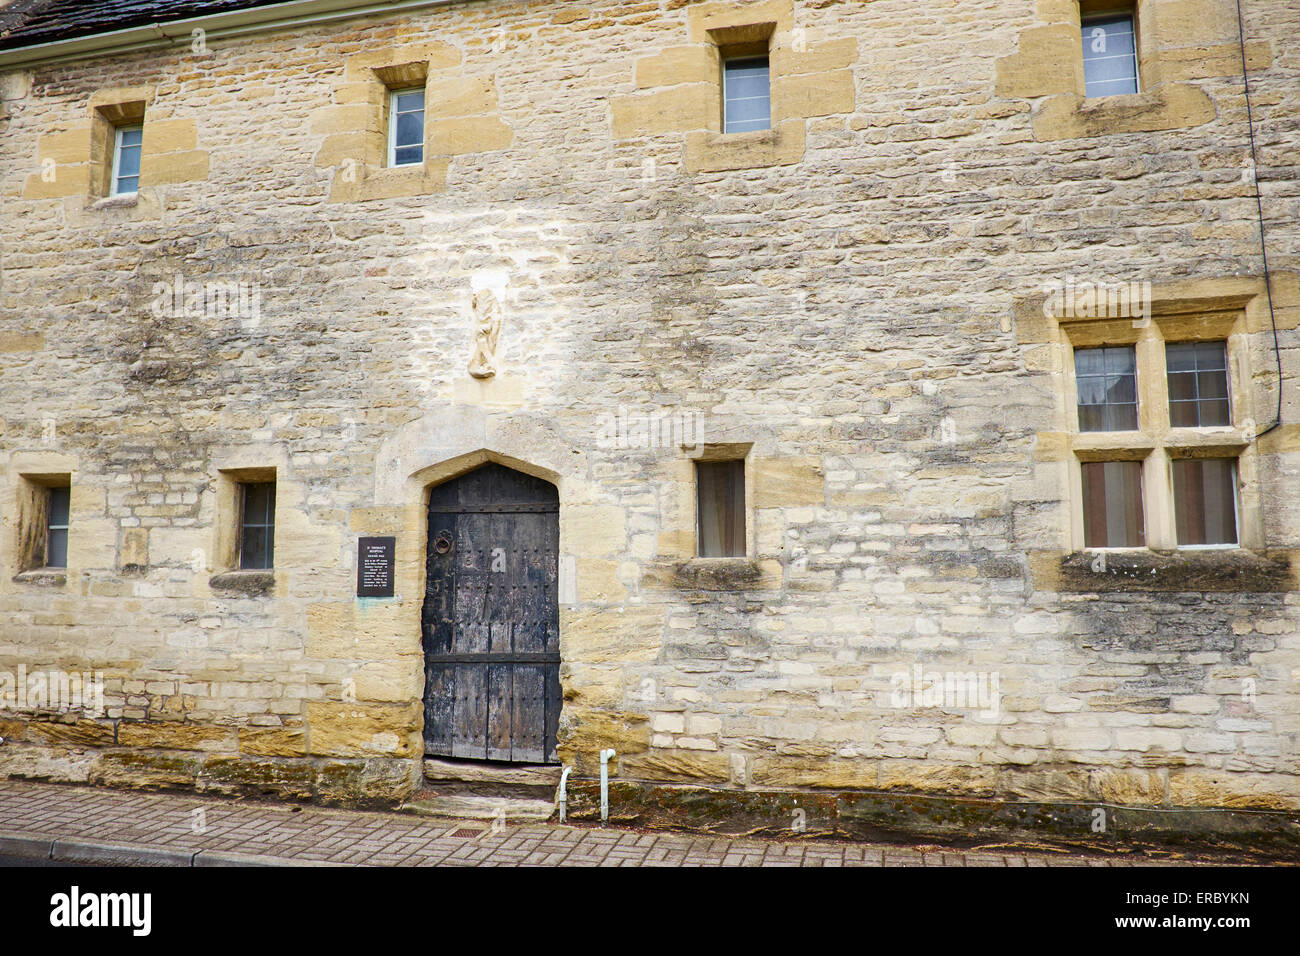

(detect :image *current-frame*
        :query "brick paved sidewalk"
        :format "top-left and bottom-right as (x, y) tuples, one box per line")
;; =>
(0, 779), (1217, 867)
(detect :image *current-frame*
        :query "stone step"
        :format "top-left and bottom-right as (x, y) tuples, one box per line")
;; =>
(401, 793), (555, 823)
(423, 758), (563, 789)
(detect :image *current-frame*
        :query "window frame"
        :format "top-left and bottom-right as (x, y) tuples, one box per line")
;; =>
(44, 484), (71, 569)
(387, 86), (426, 168)
(695, 458), (748, 558)
(1166, 339), (1232, 429)
(1079, 458), (1147, 550)
(721, 54), (772, 135)
(237, 481), (276, 571)
(1080, 8), (1141, 99)
(110, 123), (143, 197)
(1074, 343), (1140, 433)
(1060, 310), (1258, 554)
(1169, 456), (1241, 551)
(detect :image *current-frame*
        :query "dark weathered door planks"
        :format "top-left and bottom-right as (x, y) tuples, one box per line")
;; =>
(422, 464), (561, 764)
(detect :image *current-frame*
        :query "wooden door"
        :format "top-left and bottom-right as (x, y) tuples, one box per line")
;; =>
(421, 463), (560, 764)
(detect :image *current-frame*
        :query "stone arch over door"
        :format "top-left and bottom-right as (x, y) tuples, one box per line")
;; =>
(372, 408), (584, 764)
(374, 408), (579, 509)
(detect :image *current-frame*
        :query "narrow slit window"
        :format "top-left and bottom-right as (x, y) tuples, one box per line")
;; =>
(1081, 12), (1139, 97)
(389, 88), (425, 167)
(46, 486), (70, 569)
(1075, 345), (1138, 432)
(723, 56), (771, 134)
(239, 482), (276, 570)
(697, 460), (746, 557)
(111, 124), (143, 196)
(1172, 458), (1238, 547)
(1167, 341), (1230, 428)
(1081, 460), (1145, 548)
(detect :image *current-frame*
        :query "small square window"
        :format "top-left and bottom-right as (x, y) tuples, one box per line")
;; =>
(1082, 12), (1140, 98)
(389, 88), (425, 167)
(1081, 460), (1145, 548)
(1172, 458), (1238, 547)
(1075, 345), (1138, 432)
(696, 460), (745, 557)
(723, 56), (771, 134)
(239, 482), (276, 570)
(1167, 341), (1230, 428)
(46, 485), (70, 569)
(111, 124), (143, 196)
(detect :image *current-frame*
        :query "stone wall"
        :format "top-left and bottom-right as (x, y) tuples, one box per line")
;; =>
(0, 0), (1297, 818)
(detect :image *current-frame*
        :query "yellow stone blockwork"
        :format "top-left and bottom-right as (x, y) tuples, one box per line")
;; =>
(611, 0), (857, 173)
(995, 0), (1272, 141)
(22, 85), (209, 201)
(315, 40), (513, 202)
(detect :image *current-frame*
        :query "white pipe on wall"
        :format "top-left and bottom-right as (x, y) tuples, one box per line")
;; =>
(599, 749), (616, 824)
(556, 765), (572, 823)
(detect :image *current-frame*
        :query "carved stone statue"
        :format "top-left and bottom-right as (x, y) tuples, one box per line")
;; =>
(467, 289), (502, 379)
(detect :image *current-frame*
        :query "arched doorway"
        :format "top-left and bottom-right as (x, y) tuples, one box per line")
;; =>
(421, 462), (560, 764)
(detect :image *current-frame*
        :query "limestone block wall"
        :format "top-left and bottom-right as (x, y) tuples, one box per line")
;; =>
(0, 0), (1297, 812)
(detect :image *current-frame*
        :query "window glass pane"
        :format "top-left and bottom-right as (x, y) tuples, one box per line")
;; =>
(394, 145), (423, 166)
(1075, 377), (1107, 408)
(119, 126), (143, 147)
(1195, 341), (1226, 368)
(240, 483), (276, 569)
(46, 486), (70, 568)
(1077, 405), (1105, 432)
(395, 110), (423, 147)
(1202, 400), (1231, 427)
(1106, 401), (1138, 432)
(1073, 349), (1104, 377)
(115, 176), (139, 194)
(116, 145), (141, 179)
(1197, 370), (1228, 401)
(726, 95), (771, 124)
(1165, 344), (1197, 373)
(1169, 397), (1199, 428)
(697, 460), (746, 557)
(47, 528), (68, 568)
(1167, 371), (1197, 403)
(395, 91), (424, 112)
(244, 483), (272, 523)
(1082, 15), (1139, 97)
(1104, 373), (1136, 405)
(1107, 345), (1136, 373)
(241, 527), (270, 569)
(1081, 460), (1145, 548)
(1173, 459), (1238, 546)
(724, 57), (770, 134)
(1076, 345), (1137, 432)
(48, 486), (70, 526)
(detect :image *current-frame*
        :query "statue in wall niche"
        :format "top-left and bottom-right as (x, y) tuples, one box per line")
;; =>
(467, 289), (502, 379)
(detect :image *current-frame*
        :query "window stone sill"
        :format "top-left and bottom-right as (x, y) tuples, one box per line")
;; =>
(90, 194), (139, 210)
(642, 557), (781, 592)
(1031, 83), (1215, 142)
(328, 159), (449, 202)
(12, 569), (68, 587)
(684, 118), (806, 173)
(1057, 549), (1291, 593)
(209, 570), (275, 596)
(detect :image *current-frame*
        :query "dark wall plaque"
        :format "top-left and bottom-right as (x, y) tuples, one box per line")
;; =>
(356, 536), (396, 598)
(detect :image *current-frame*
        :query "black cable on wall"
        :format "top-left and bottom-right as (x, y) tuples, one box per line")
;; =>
(1237, 0), (1284, 438)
